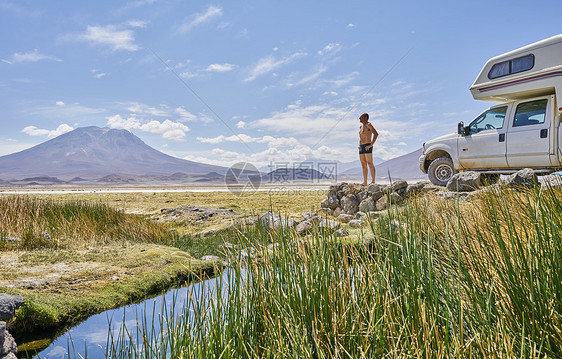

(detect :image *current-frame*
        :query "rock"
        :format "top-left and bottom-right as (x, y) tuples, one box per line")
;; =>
(259, 211), (295, 229)
(366, 183), (380, 194)
(507, 168), (538, 188)
(221, 242), (238, 250)
(111, 276), (120, 281)
(316, 208), (333, 216)
(391, 180), (408, 192)
(240, 247), (257, 260)
(0, 321), (17, 358)
(295, 220), (313, 234)
(267, 243), (280, 251)
(540, 174), (562, 189)
(200, 255), (221, 261)
(327, 185), (339, 198)
(320, 195), (340, 210)
(447, 171), (482, 192)
(356, 190), (370, 202)
(389, 192), (404, 205)
(334, 228), (349, 237)
(356, 212), (367, 220)
(337, 214), (355, 223)
(341, 194), (360, 215)
(376, 196), (388, 211)
(301, 212), (317, 221)
(333, 207), (343, 217)
(358, 197), (376, 213)
(404, 182), (427, 198)
(317, 218), (340, 231)
(375, 193), (402, 210)
(348, 219), (363, 228)
(343, 183), (365, 196)
(370, 189), (385, 202)
(0, 294), (24, 322)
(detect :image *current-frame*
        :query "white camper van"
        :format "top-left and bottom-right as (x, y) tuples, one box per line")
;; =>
(420, 34), (562, 186)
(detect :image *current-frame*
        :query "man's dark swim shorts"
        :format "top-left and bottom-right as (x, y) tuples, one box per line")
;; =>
(359, 143), (372, 154)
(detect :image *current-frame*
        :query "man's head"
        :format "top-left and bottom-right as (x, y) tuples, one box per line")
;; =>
(360, 113), (369, 123)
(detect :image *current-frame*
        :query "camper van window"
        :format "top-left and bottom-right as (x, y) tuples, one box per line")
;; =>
(468, 106), (507, 134)
(488, 54), (534, 79)
(513, 99), (547, 127)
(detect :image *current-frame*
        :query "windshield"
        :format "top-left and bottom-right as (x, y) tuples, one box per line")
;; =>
(467, 106), (507, 134)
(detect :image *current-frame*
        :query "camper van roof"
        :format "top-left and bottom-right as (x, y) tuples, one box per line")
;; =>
(471, 34), (562, 103)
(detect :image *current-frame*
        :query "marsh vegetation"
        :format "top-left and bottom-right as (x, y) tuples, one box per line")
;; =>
(102, 186), (561, 358)
(2, 186), (561, 357)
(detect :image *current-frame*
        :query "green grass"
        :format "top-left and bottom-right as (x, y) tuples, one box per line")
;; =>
(0, 196), (173, 250)
(98, 185), (561, 358)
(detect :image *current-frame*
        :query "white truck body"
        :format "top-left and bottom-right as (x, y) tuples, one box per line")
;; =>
(420, 35), (562, 186)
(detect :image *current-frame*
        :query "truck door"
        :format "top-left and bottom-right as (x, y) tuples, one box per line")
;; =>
(458, 105), (509, 169)
(506, 97), (552, 168)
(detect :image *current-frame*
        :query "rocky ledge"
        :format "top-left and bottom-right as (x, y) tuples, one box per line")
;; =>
(0, 294), (24, 359)
(321, 181), (433, 218)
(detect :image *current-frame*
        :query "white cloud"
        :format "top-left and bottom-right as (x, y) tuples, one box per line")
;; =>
(56, 101), (65, 106)
(205, 63), (236, 72)
(140, 120), (190, 140)
(21, 124), (74, 138)
(318, 43), (341, 56)
(287, 65), (328, 87)
(126, 102), (168, 117)
(178, 5), (223, 33)
(347, 24), (355, 28)
(236, 121), (246, 129)
(5, 49), (62, 64)
(106, 115), (190, 141)
(245, 52), (307, 82)
(127, 20), (147, 28)
(78, 25), (139, 51)
(106, 114), (141, 130)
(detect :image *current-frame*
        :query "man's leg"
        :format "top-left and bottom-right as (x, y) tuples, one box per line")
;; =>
(359, 153), (368, 186)
(365, 152), (376, 184)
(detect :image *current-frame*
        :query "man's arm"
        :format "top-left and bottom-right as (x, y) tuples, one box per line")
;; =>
(368, 124), (378, 147)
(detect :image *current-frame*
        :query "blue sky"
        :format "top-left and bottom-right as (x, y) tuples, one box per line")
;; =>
(1, 0), (560, 168)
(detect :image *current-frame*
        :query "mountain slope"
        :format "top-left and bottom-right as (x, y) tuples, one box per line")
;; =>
(0, 126), (226, 180)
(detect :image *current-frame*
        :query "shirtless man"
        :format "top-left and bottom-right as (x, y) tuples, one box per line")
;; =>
(358, 113), (378, 185)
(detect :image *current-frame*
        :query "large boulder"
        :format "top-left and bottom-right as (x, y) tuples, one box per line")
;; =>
(343, 183), (365, 196)
(446, 171), (482, 192)
(341, 194), (360, 215)
(320, 195), (340, 210)
(507, 168), (538, 188)
(356, 190), (370, 203)
(391, 180), (408, 194)
(259, 211), (295, 229)
(0, 294), (24, 322)
(359, 197), (376, 213)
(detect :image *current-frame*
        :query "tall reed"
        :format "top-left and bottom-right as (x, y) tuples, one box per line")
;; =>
(0, 196), (172, 249)
(69, 185), (562, 357)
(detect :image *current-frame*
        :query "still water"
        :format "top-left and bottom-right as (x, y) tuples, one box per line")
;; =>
(33, 269), (232, 359)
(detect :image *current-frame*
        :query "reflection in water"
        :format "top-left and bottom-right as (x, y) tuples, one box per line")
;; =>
(35, 269), (233, 359)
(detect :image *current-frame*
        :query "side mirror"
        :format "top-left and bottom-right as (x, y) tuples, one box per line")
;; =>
(457, 121), (464, 135)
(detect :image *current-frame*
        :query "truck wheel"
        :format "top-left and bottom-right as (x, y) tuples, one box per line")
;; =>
(428, 157), (456, 186)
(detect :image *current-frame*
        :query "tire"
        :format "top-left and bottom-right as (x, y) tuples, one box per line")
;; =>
(481, 173), (500, 186)
(428, 157), (456, 187)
